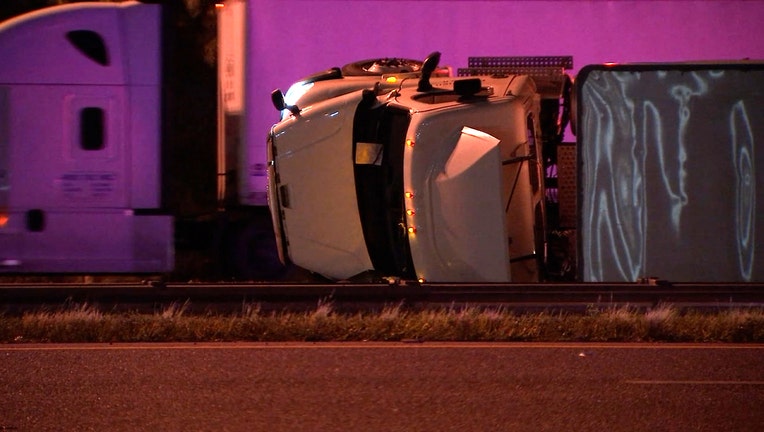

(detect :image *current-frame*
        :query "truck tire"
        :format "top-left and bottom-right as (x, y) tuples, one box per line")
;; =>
(341, 58), (423, 76)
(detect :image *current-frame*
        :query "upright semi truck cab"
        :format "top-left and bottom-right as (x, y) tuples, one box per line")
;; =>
(0, 1), (172, 272)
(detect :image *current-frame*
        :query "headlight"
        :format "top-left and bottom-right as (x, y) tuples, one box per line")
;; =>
(282, 81), (314, 118)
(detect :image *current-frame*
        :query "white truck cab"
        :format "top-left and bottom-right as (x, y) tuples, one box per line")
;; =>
(268, 53), (546, 282)
(0, 1), (172, 272)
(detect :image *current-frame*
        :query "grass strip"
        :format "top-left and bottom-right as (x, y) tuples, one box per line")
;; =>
(2, 302), (763, 343)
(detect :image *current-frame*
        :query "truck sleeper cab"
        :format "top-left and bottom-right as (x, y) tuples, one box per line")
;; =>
(0, 1), (172, 272)
(268, 53), (545, 282)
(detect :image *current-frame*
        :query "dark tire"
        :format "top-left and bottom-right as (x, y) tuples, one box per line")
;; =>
(341, 58), (423, 76)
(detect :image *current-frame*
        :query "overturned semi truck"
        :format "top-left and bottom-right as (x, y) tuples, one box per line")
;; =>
(269, 54), (764, 283)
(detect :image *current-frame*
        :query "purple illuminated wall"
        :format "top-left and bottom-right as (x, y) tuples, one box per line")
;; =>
(245, 1), (764, 205)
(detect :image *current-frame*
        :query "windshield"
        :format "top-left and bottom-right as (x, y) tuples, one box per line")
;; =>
(353, 100), (414, 278)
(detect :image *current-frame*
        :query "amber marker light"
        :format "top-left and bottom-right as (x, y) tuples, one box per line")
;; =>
(407, 226), (416, 234)
(406, 139), (414, 147)
(406, 209), (415, 216)
(386, 76), (398, 84)
(418, 277), (425, 283)
(405, 192), (414, 199)
(215, 3), (225, 8)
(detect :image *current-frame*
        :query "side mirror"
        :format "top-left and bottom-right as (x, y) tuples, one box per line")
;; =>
(271, 89), (300, 116)
(417, 51), (441, 92)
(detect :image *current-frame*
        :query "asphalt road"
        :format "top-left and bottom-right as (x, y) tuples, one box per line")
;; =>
(1, 342), (763, 431)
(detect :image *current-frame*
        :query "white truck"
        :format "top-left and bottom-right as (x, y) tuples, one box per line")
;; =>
(268, 53), (567, 283)
(0, 1), (172, 272)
